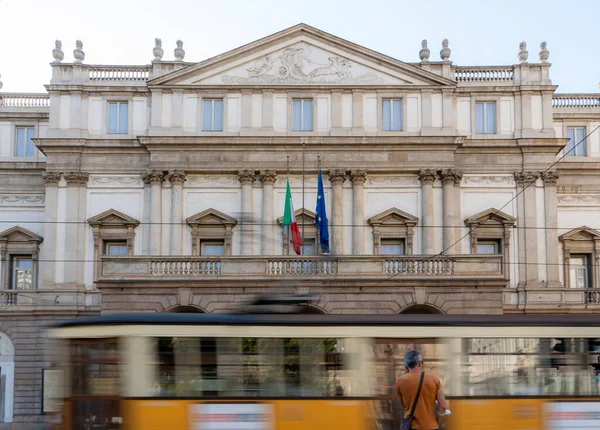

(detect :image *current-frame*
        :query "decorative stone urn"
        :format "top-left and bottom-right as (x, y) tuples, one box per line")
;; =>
(73, 40), (85, 63)
(174, 40), (185, 61)
(440, 39), (451, 61)
(153, 38), (163, 61)
(52, 40), (64, 63)
(419, 40), (430, 61)
(538, 41), (549, 62)
(518, 41), (528, 63)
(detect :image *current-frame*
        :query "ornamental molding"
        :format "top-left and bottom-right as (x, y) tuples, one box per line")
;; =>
(0, 195), (45, 206)
(187, 175), (238, 186)
(557, 195), (600, 206)
(89, 176), (143, 187)
(367, 176), (419, 186)
(462, 175), (514, 186)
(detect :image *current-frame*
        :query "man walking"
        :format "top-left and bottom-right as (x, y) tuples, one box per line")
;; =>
(396, 349), (449, 430)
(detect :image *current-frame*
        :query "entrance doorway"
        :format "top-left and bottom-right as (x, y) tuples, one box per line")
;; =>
(0, 332), (14, 423)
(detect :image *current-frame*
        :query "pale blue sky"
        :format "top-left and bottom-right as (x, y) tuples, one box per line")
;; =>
(0, 0), (598, 93)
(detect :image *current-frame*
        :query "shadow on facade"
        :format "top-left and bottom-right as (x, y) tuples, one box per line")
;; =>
(400, 304), (443, 314)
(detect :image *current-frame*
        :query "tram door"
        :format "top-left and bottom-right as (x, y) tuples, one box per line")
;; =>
(372, 339), (449, 430)
(69, 339), (122, 430)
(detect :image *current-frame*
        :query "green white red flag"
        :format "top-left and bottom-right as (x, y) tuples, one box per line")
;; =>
(282, 179), (303, 255)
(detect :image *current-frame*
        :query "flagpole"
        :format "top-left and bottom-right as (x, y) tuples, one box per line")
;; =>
(316, 156), (321, 255)
(301, 141), (305, 255)
(287, 156), (290, 255)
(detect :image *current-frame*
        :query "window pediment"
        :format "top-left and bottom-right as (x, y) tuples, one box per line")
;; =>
(0, 226), (43, 244)
(87, 208), (140, 227)
(277, 209), (316, 226)
(464, 208), (516, 227)
(559, 226), (600, 243)
(368, 207), (418, 227)
(186, 208), (237, 227)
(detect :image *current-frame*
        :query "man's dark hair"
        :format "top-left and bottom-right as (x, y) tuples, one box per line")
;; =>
(404, 349), (423, 369)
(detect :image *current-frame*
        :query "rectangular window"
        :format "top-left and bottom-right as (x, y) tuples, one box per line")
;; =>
(15, 127), (35, 157)
(475, 102), (496, 134)
(292, 99), (313, 131)
(381, 238), (405, 255)
(477, 240), (501, 255)
(10, 255), (33, 290)
(382, 99), (403, 131)
(302, 238), (316, 256)
(202, 99), (223, 131)
(104, 241), (128, 256)
(108, 102), (128, 134)
(566, 127), (586, 156)
(570, 254), (592, 288)
(201, 240), (225, 256)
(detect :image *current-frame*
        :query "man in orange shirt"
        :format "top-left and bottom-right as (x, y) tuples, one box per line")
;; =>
(395, 349), (449, 430)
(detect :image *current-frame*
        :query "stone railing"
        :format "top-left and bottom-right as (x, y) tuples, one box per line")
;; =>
(88, 65), (150, 83)
(454, 66), (515, 83)
(0, 93), (50, 108)
(586, 289), (600, 304)
(552, 94), (600, 109)
(0, 292), (18, 306)
(100, 254), (504, 283)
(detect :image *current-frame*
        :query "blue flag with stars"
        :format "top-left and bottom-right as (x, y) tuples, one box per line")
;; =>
(315, 169), (330, 254)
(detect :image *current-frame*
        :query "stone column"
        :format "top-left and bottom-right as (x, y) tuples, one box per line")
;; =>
(350, 170), (367, 255)
(167, 170), (186, 255)
(143, 170), (164, 255)
(63, 171), (89, 287)
(352, 90), (364, 132)
(260, 170), (277, 255)
(515, 171), (540, 285)
(328, 169), (346, 255)
(40, 171), (61, 288)
(238, 170), (255, 255)
(543, 171), (560, 286)
(261, 90), (273, 131)
(241, 89), (253, 131)
(514, 172), (527, 286)
(418, 169), (437, 255)
(439, 169), (462, 255)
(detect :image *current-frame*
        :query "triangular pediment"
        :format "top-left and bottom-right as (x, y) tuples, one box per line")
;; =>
(0, 226), (43, 243)
(368, 208), (418, 226)
(559, 226), (600, 242)
(465, 208), (516, 226)
(186, 208), (237, 226)
(149, 24), (455, 87)
(88, 209), (140, 226)
(277, 208), (316, 225)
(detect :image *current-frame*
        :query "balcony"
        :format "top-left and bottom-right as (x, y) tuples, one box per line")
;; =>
(98, 254), (505, 287)
(0, 290), (99, 311)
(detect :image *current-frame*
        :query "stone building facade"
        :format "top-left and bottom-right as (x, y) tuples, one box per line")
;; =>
(0, 24), (599, 427)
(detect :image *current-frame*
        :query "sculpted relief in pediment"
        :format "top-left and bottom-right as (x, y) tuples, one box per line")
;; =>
(216, 43), (388, 85)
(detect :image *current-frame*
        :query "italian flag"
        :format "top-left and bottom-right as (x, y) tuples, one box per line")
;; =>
(283, 179), (303, 255)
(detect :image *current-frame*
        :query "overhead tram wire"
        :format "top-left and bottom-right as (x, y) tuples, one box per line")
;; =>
(366, 124), (600, 289)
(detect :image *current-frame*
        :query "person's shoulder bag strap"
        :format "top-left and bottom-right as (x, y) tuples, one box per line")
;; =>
(408, 371), (425, 419)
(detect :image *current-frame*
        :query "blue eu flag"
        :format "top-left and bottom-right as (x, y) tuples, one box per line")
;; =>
(315, 169), (330, 254)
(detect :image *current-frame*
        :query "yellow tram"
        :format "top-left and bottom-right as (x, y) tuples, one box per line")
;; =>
(47, 312), (600, 429)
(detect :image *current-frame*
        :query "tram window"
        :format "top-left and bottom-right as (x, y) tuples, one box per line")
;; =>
(152, 337), (350, 398)
(464, 338), (600, 396)
(70, 340), (120, 396)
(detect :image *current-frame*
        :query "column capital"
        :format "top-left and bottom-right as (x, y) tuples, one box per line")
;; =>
(542, 170), (559, 186)
(439, 168), (463, 185)
(142, 170), (165, 186)
(238, 169), (256, 186)
(166, 170), (187, 186)
(63, 171), (89, 187)
(418, 169), (437, 185)
(42, 171), (61, 186)
(350, 169), (367, 185)
(328, 169), (347, 185)
(514, 171), (539, 186)
(259, 170), (277, 186)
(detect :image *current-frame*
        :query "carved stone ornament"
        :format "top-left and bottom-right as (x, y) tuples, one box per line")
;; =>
(439, 169), (462, 185)
(238, 169), (255, 185)
(259, 170), (277, 185)
(167, 170), (187, 186)
(514, 171), (539, 186)
(90, 176), (143, 187)
(174, 40), (185, 61)
(328, 169), (347, 186)
(558, 195), (600, 205)
(73, 40), (85, 63)
(419, 40), (430, 61)
(42, 171), (61, 185)
(350, 169), (367, 185)
(141, 170), (165, 186)
(440, 39), (451, 61)
(63, 171), (89, 186)
(0, 195), (45, 205)
(463, 176), (513, 186)
(52, 40), (64, 63)
(153, 38), (164, 61)
(539, 41), (549, 63)
(418, 169), (437, 185)
(518, 41), (528, 63)
(542, 170), (559, 185)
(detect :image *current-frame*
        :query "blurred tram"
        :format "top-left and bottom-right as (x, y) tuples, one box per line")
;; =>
(46, 311), (600, 430)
